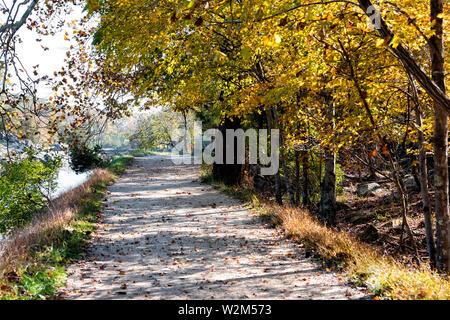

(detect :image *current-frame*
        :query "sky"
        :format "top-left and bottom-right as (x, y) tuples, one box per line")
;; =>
(15, 2), (86, 99)
(6, 1), (157, 115)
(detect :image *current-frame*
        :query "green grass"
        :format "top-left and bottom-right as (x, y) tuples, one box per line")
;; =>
(1, 184), (105, 299)
(108, 155), (134, 175)
(0, 155), (133, 300)
(132, 149), (174, 157)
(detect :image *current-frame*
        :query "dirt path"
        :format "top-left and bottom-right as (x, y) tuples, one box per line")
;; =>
(61, 155), (366, 300)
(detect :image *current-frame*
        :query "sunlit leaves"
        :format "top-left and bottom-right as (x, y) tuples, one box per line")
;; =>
(55, 0), (445, 165)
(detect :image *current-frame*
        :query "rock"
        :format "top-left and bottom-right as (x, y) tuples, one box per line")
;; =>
(359, 225), (379, 242)
(356, 183), (382, 197)
(343, 187), (352, 193)
(381, 218), (402, 229)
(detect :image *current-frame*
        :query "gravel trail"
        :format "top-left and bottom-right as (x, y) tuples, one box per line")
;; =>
(61, 155), (366, 300)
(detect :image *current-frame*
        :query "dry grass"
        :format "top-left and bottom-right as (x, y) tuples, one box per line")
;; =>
(257, 201), (450, 300)
(202, 166), (450, 299)
(0, 169), (114, 276)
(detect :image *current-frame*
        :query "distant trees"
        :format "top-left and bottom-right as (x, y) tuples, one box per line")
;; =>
(127, 108), (194, 152)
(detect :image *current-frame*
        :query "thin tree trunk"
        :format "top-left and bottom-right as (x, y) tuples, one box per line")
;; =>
(407, 71), (437, 267)
(182, 110), (189, 153)
(320, 149), (336, 225)
(339, 39), (419, 259)
(266, 109), (283, 205)
(295, 150), (301, 206)
(302, 151), (310, 207)
(396, 176), (419, 261)
(273, 108), (295, 205)
(430, 0), (449, 272)
(319, 101), (337, 225)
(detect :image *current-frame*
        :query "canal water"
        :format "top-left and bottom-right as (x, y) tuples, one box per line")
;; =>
(51, 163), (92, 199)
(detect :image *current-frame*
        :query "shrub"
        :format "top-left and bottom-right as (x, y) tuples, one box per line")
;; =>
(0, 150), (60, 234)
(69, 144), (107, 173)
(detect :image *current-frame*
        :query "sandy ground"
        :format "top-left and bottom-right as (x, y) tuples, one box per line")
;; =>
(61, 155), (367, 300)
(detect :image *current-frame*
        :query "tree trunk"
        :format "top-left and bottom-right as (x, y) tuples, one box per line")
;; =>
(340, 38), (419, 258)
(302, 151), (310, 207)
(407, 71), (437, 267)
(320, 149), (336, 225)
(430, 0), (449, 272)
(266, 109), (283, 205)
(319, 98), (337, 225)
(273, 108), (295, 205)
(182, 110), (189, 153)
(212, 117), (242, 186)
(295, 150), (301, 205)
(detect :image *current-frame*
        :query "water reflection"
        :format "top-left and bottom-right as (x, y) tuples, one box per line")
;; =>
(51, 164), (92, 199)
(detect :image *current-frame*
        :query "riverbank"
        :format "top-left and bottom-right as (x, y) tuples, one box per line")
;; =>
(0, 155), (133, 299)
(0, 160), (92, 246)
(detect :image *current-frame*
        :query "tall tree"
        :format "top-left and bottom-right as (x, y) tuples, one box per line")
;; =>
(429, 0), (448, 272)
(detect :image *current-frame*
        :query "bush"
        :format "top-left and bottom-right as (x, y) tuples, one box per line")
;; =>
(0, 150), (60, 234)
(69, 144), (107, 173)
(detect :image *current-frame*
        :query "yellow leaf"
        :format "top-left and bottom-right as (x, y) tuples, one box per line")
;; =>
(263, 36), (272, 47)
(375, 38), (385, 48)
(390, 35), (401, 49)
(274, 33), (282, 44)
